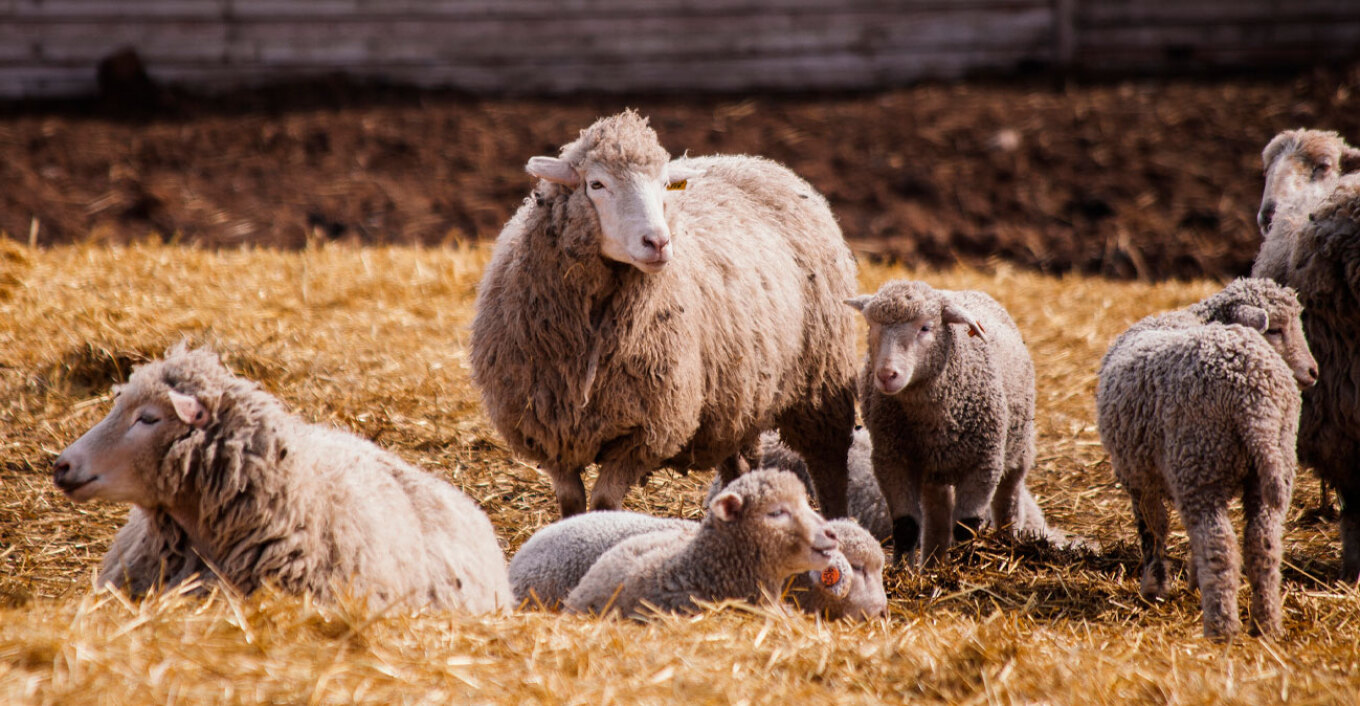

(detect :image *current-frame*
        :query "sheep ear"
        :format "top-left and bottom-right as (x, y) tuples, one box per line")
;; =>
(942, 303), (987, 340)
(526, 156), (580, 186)
(844, 295), (872, 313)
(168, 390), (209, 429)
(710, 491), (744, 523)
(1261, 132), (1293, 170)
(1342, 147), (1360, 174)
(666, 163), (704, 185)
(1233, 305), (1269, 333)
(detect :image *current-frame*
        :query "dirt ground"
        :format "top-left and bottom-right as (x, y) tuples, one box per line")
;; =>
(2, 64), (1359, 280)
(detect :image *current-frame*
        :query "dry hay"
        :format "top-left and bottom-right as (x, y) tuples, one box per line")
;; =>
(1, 241), (1358, 705)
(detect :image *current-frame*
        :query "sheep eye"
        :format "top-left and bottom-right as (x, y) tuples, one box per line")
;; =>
(589, 180), (606, 191)
(1265, 328), (1283, 337)
(137, 413), (160, 425)
(767, 508), (789, 519)
(1313, 163), (1332, 180)
(919, 324), (932, 335)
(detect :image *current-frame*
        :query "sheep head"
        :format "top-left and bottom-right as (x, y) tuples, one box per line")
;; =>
(1195, 278), (1318, 389)
(708, 469), (840, 577)
(526, 110), (699, 274)
(1259, 129), (1360, 237)
(52, 345), (224, 508)
(812, 519), (888, 620)
(846, 281), (985, 396)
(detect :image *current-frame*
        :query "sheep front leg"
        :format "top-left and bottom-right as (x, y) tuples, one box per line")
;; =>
(954, 465), (1003, 541)
(1338, 479), (1360, 583)
(545, 463), (588, 518)
(920, 483), (955, 568)
(1183, 504), (1243, 640)
(590, 460), (642, 513)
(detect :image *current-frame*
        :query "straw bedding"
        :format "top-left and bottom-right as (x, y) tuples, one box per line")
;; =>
(1, 241), (1356, 704)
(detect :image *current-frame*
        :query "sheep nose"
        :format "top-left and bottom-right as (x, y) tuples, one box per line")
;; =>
(52, 458), (70, 484)
(823, 526), (838, 542)
(642, 229), (670, 254)
(876, 368), (899, 386)
(1258, 202), (1276, 233)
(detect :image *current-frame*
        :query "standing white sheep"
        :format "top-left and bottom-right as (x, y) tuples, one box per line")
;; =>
(1253, 129), (1360, 282)
(470, 110), (859, 519)
(847, 280), (1036, 567)
(1097, 279), (1316, 638)
(52, 345), (512, 613)
(1274, 177), (1360, 580)
(563, 470), (841, 618)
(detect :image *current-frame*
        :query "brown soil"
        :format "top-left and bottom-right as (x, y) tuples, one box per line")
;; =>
(2, 66), (1359, 279)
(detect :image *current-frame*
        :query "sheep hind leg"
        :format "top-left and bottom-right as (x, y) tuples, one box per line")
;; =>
(1127, 481), (1170, 601)
(1183, 505), (1243, 640)
(1243, 476), (1288, 636)
(776, 391), (854, 519)
(546, 464), (588, 518)
(1337, 478), (1360, 583)
(588, 462), (641, 513)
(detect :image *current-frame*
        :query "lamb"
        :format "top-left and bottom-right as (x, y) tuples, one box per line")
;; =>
(563, 470), (841, 618)
(1276, 177), (1360, 580)
(51, 345), (512, 613)
(510, 510), (887, 620)
(847, 280), (1036, 567)
(1097, 281), (1316, 638)
(469, 110), (859, 519)
(1252, 129), (1360, 282)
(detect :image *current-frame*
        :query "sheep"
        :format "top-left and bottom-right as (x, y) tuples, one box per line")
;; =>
(1097, 281), (1316, 638)
(846, 280), (1036, 567)
(1277, 177), (1360, 581)
(469, 110), (859, 520)
(510, 510), (887, 620)
(563, 470), (841, 618)
(1252, 129), (1360, 282)
(51, 345), (512, 613)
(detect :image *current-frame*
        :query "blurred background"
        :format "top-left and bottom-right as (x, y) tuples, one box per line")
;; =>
(1, 0), (1358, 279)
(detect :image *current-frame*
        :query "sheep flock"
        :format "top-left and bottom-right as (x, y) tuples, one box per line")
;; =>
(15, 110), (1360, 700)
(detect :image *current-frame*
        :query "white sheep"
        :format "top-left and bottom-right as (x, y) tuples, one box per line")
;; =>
(52, 345), (512, 612)
(1252, 129), (1360, 281)
(510, 510), (887, 620)
(1275, 176), (1360, 580)
(1097, 279), (1316, 638)
(846, 280), (1036, 567)
(563, 470), (841, 618)
(469, 110), (859, 519)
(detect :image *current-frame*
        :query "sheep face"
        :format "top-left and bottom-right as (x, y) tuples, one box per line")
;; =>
(710, 470), (840, 576)
(1248, 306), (1318, 390)
(52, 380), (208, 506)
(1205, 279), (1319, 389)
(1259, 129), (1360, 236)
(846, 282), (986, 396)
(818, 520), (888, 620)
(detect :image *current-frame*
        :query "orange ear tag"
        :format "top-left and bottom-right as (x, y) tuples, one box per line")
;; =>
(821, 565), (842, 587)
(666, 179), (688, 191)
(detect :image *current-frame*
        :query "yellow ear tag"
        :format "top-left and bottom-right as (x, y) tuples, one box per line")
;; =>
(667, 179), (688, 191)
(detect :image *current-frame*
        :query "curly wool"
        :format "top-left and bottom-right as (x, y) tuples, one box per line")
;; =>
(470, 111), (859, 517)
(98, 347), (511, 612)
(1282, 176), (1360, 578)
(1098, 318), (1302, 639)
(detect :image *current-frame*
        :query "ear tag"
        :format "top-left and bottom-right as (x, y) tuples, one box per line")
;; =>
(818, 554), (853, 598)
(667, 179), (688, 191)
(968, 322), (987, 338)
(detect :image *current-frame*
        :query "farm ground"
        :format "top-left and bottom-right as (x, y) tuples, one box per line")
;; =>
(3, 65), (1360, 280)
(1, 243), (1357, 704)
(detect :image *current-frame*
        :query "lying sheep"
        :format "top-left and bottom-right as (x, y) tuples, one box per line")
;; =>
(847, 280), (1036, 567)
(1253, 129), (1360, 281)
(511, 510), (886, 620)
(1097, 282), (1316, 638)
(52, 345), (512, 612)
(563, 470), (840, 618)
(1279, 177), (1360, 580)
(470, 110), (859, 519)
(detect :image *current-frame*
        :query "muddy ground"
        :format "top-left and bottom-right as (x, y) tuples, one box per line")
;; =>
(2, 65), (1359, 279)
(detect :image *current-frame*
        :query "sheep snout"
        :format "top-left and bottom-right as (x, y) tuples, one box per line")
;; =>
(1258, 201), (1276, 235)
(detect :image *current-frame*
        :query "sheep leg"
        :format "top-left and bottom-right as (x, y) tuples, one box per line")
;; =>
(874, 450), (921, 566)
(920, 483), (955, 568)
(546, 464), (588, 517)
(1126, 479), (1170, 601)
(955, 466), (1003, 540)
(1338, 479), (1360, 583)
(1182, 504), (1243, 640)
(1242, 474), (1288, 636)
(776, 387), (855, 519)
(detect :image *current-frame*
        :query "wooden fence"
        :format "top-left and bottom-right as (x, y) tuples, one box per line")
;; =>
(0, 0), (1357, 97)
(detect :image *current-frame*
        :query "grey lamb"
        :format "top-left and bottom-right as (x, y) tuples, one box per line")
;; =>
(52, 345), (512, 613)
(563, 470), (839, 618)
(847, 280), (1036, 567)
(1097, 279), (1316, 638)
(470, 110), (859, 519)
